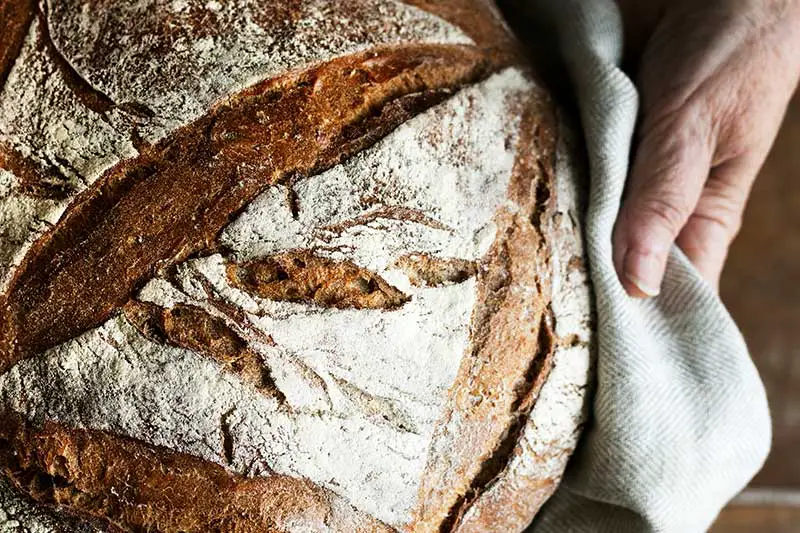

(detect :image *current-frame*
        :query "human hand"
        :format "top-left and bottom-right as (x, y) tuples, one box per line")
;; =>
(613, 0), (800, 297)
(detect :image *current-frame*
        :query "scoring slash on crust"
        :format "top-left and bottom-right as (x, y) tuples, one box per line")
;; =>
(0, 1), (593, 531)
(226, 252), (411, 310)
(0, 413), (393, 532)
(0, 43), (495, 374)
(0, 0), (35, 93)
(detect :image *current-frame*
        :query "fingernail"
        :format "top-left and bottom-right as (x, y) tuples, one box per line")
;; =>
(624, 250), (662, 297)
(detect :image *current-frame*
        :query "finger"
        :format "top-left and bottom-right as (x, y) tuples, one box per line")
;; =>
(675, 213), (733, 289)
(676, 158), (756, 287)
(614, 106), (714, 297)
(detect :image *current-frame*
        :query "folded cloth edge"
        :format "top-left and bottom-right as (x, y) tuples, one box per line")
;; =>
(523, 1), (772, 531)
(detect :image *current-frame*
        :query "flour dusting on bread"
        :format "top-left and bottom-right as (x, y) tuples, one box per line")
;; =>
(0, 1), (593, 531)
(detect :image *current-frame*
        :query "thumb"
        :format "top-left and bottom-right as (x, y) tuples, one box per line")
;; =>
(614, 108), (714, 297)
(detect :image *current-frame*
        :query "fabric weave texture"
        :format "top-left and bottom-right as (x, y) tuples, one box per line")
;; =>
(525, 1), (772, 531)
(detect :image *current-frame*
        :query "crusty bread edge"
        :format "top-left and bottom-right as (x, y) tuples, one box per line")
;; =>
(454, 109), (595, 532)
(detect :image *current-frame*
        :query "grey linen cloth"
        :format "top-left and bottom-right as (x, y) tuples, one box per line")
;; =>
(520, 1), (773, 531)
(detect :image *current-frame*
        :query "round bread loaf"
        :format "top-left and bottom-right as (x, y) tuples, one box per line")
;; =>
(0, 0), (594, 531)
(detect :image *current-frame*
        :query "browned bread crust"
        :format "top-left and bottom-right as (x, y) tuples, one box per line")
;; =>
(1, 413), (392, 532)
(0, 44), (492, 372)
(412, 95), (561, 532)
(0, 1), (593, 531)
(0, 0), (35, 91)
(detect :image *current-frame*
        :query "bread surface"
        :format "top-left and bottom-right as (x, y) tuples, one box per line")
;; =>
(0, 0), (594, 531)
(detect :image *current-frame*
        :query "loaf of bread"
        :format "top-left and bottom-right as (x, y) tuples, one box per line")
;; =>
(0, 0), (594, 531)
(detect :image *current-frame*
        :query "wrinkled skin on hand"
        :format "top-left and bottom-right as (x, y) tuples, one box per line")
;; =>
(614, 0), (800, 296)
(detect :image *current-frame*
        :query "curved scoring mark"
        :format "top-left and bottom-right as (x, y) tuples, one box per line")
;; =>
(0, 0), (36, 92)
(0, 142), (77, 200)
(36, 3), (120, 118)
(411, 94), (561, 532)
(226, 251), (410, 310)
(45, 0), (475, 136)
(393, 254), (478, 288)
(0, 413), (392, 532)
(0, 44), (492, 373)
(402, 0), (519, 62)
(123, 300), (285, 401)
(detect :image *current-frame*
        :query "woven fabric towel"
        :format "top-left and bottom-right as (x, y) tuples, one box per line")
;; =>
(523, 1), (772, 532)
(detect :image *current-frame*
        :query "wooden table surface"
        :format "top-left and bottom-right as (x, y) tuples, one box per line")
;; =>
(720, 91), (800, 489)
(711, 505), (800, 533)
(712, 93), (800, 530)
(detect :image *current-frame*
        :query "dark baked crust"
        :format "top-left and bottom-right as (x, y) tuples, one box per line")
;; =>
(225, 252), (410, 310)
(0, 0), (35, 91)
(0, 413), (391, 532)
(123, 300), (286, 400)
(0, 44), (494, 373)
(410, 87), (561, 533)
(404, 0), (519, 61)
(0, 1), (589, 531)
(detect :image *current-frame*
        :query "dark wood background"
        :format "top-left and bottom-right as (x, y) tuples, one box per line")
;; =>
(711, 92), (800, 530)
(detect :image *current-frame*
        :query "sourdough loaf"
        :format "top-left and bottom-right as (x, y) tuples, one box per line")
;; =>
(0, 0), (594, 531)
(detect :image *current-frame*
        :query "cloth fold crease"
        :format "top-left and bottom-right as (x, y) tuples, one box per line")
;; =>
(523, 1), (772, 531)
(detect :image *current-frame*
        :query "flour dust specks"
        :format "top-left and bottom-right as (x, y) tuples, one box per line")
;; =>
(0, 68), (539, 528)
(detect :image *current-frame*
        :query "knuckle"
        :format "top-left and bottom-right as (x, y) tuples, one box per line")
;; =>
(714, 105), (753, 159)
(679, 215), (734, 270)
(635, 194), (693, 236)
(643, 100), (711, 149)
(636, 107), (714, 181)
(713, 211), (743, 241)
(694, 193), (746, 241)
